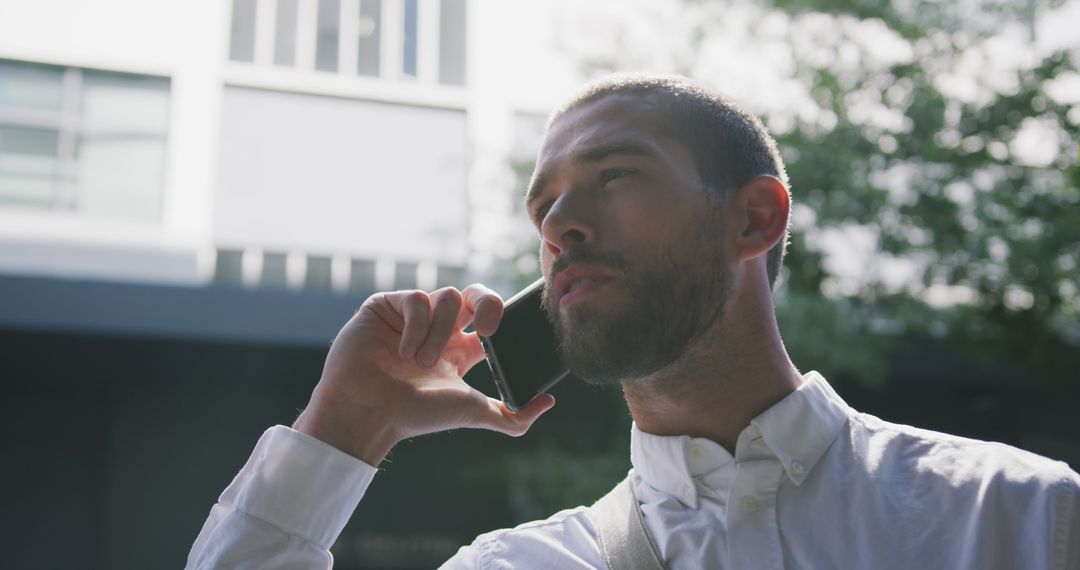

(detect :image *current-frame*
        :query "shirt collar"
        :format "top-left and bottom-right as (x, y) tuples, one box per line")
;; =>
(630, 425), (734, 509)
(629, 371), (850, 507)
(749, 371), (849, 486)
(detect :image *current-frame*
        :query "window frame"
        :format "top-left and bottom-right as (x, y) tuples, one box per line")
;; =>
(0, 60), (170, 219)
(228, 0), (465, 90)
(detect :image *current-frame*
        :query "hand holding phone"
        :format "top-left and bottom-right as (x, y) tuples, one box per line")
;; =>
(479, 278), (569, 411)
(293, 284), (555, 465)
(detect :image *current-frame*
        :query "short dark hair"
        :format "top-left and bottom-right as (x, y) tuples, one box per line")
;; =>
(547, 73), (791, 289)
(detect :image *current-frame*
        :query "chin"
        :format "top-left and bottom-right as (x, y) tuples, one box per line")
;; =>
(559, 301), (616, 332)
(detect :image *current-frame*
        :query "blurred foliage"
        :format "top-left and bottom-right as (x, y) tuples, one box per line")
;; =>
(491, 0), (1079, 521)
(766, 0), (1065, 38)
(766, 0), (1079, 386)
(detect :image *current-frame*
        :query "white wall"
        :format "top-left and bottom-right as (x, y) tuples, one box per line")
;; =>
(0, 0), (229, 284)
(215, 87), (469, 263)
(0, 0), (581, 289)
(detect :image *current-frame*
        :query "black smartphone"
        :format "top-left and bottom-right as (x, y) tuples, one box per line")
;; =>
(479, 278), (569, 411)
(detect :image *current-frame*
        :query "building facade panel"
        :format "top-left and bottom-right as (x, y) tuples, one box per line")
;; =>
(214, 86), (469, 262)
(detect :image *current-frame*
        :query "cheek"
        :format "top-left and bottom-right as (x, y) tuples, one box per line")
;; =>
(610, 195), (683, 243)
(641, 186), (714, 237)
(540, 246), (555, 277)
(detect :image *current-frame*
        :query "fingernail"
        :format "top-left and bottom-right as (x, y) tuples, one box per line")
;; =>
(419, 350), (438, 367)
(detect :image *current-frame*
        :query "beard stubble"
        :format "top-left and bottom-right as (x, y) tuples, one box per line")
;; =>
(542, 206), (734, 385)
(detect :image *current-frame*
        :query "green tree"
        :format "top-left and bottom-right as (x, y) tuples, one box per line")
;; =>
(489, 0), (1079, 519)
(764, 0), (1079, 384)
(569, 0), (1080, 385)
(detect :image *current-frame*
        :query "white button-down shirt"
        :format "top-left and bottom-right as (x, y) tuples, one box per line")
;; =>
(188, 372), (1080, 569)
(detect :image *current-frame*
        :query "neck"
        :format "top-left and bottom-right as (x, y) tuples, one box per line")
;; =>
(621, 274), (801, 454)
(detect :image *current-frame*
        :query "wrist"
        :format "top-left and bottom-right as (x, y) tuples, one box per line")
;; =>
(293, 407), (399, 466)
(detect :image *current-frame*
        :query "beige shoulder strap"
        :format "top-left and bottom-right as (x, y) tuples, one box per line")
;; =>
(591, 477), (668, 570)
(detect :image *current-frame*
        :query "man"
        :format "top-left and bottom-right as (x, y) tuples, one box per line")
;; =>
(188, 74), (1080, 569)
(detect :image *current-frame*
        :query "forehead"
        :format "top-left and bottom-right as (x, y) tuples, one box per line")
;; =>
(526, 94), (704, 209)
(539, 94), (669, 161)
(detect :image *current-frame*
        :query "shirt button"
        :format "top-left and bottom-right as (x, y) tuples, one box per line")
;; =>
(688, 444), (704, 460)
(741, 496), (759, 513)
(791, 461), (805, 476)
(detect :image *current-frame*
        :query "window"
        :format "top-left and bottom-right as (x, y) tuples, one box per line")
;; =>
(275, 0), (300, 67)
(229, 0), (466, 86)
(402, 0), (418, 77)
(357, 0), (382, 77)
(349, 258), (377, 292)
(230, 0), (258, 63)
(261, 251), (289, 288)
(214, 249), (245, 285)
(436, 264), (466, 288)
(394, 260), (418, 290)
(212, 249), (443, 294)
(0, 59), (170, 223)
(438, 0), (467, 86)
(315, 0), (341, 72)
(305, 254), (333, 291)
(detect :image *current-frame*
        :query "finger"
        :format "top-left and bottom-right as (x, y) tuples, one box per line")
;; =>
(456, 284), (504, 336)
(450, 333), (489, 377)
(393, 291), (431, 361)
(473, 393), (556, 437)
(416, 287), (463, 367)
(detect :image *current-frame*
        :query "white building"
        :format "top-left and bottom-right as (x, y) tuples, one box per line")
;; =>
(0, 2), (582, 567)
(1, 0), (476, 289)
(0, 0), (591, 343)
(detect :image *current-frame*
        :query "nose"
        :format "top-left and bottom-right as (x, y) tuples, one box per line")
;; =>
(539, 186), (597, 258)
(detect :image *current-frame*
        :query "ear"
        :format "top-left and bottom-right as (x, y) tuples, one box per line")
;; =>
(730, 175), (789, 263)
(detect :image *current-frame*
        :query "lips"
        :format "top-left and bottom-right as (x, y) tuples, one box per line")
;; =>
(553, 264), (616, 309)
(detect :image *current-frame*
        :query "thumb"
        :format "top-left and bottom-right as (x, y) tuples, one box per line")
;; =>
(473, 393), (556, 437)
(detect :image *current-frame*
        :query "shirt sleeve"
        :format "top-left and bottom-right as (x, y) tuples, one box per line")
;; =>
(186, 425), (377, 570)
(1056, 471), (1080, 570)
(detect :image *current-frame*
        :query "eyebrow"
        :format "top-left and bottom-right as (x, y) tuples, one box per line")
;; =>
(524, 141), (655, 209)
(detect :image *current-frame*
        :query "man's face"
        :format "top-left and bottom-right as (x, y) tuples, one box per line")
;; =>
(526, 95), (735, 384)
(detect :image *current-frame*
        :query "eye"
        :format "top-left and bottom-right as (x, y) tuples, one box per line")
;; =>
(531, 201), (553, 225)
(599, 168), (635, 186)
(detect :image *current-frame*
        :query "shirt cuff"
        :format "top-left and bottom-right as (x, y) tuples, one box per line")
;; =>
(219, 425), (377, 549)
